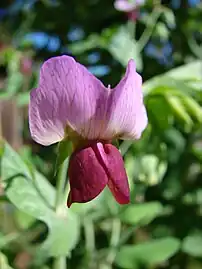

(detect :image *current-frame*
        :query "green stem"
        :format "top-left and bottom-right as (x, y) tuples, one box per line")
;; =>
(138, 8), (162, 52)
(119, 226), (137, 246)
(106, 219), (121, 265)
(127, 20), (136, 40)
(55, 159), (69, 210)
(63, 177), (70, 204)
(119, 141), (133, 156)
(53, 160), (69, 269)
(84, 217), (95, 253)
(53, 256), (66, 269)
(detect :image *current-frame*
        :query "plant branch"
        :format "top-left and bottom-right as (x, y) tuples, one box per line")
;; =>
(138, 8), (162, 52)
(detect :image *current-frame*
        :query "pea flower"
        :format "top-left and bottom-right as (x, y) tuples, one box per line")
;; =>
(29, 55), (147, 207)
(114, 0), (145, 21)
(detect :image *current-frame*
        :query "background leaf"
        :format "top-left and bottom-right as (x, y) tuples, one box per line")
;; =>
(182, 235), (202, 257)
(119, 202), (163, 225)
(1, 142), (80, 257)
(116, 237), (181, 269)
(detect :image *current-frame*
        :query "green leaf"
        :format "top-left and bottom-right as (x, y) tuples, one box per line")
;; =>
(182, 235), (202, 257)
(0, 233), (19, 250)
(115, 237), (181, 269)
(147, 96), (173, 130)
(119, 202), (163, 225)
(181, 96), (202, 123)
(166, 60), (201, 80)
(143, 61), (201, 96)
(144, 77), (197, 98)
(15, 210), (35, 229)
(164, 128), (186, 163)
(1, 142), (80, 257)
(0, 252), (13, 269)
(37, 207), (80, 257)
(192, 141), (202, 162)
(1, 141), (31, 179)
(108, 26), (142, 71)
(5, 175), (79, 257)
(1, 142), (56, 207)
(165, 95), (193, 128)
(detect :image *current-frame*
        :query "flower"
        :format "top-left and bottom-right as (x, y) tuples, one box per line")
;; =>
(114, 0), (145, 12)
(29, 55), (148, 207)
(114, 0), (145, 21)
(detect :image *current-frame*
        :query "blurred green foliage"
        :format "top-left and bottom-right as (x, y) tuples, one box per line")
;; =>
(0, 0), (202, 269)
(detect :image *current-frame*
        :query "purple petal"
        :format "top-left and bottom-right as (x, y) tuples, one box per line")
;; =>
(97, 143), (130, 204)
(127, 9), (139, 21)
(67, 142), (130, 207)
(104, 59), (148, 140)
(29, 56), (147, 145)
(29, 55), (109, 145)
(114, 0), (136, 12)
(67, 143), (108, 207)
(114, 0), (145, 12)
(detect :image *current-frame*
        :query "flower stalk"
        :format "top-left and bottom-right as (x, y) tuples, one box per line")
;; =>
(55, 158), (69, 211)
(53, 159), (69, 269)
(53, 256), (66, 269)
(108, 219), (121, 262)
